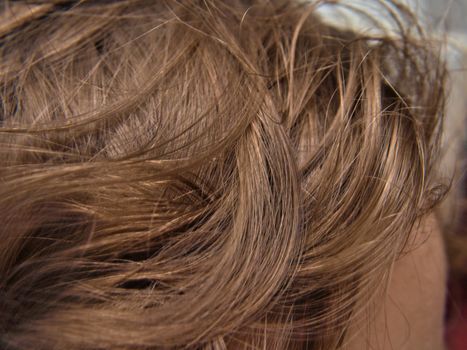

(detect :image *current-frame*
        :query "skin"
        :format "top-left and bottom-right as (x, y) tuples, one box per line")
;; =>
(346, 214), (448, 350)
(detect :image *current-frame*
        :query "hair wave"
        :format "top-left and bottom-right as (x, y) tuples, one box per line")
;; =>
(0, 1), (447, 349)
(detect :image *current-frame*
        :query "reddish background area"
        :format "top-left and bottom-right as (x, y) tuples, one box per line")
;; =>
(446, 174), (467, 350)
(446, 291), (467, 350)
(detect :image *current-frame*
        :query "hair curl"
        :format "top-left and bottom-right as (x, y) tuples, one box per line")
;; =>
(0, 1), (447, 349)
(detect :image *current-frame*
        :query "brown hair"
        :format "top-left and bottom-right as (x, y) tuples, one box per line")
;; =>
(0, 0), (447, 349)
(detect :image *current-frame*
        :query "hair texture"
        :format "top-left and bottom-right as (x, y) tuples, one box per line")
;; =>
(0, 0), (447, 349)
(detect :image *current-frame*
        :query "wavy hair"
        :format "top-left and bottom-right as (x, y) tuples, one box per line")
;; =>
(0, 0), (447, 349)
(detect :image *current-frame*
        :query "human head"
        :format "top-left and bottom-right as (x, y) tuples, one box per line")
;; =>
(0, 1), (447, 349)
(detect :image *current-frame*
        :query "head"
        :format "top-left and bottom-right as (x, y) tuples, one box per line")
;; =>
(0, 1), (447, 349)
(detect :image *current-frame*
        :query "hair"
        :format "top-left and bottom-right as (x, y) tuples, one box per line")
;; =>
(0, 0), (448, 349)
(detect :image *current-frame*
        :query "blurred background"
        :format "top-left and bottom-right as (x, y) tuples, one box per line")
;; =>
(416, 2), (467, 350)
